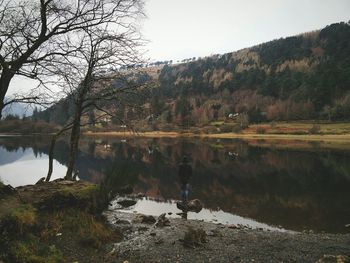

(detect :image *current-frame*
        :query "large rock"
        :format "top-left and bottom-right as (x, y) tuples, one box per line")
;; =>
(176, 199), (203, 213)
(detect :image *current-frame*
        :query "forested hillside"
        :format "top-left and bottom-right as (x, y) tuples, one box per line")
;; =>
(33, 22), (350, 129)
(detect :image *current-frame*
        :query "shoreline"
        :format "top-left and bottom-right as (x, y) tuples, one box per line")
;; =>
(83, 131), (350, 142)
(103, 208), (350, 262)
(1, 181), (349, 262)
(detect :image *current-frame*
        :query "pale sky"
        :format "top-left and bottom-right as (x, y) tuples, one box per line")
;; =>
(143, 0), (350, 62)
(7, 0), (350, 97)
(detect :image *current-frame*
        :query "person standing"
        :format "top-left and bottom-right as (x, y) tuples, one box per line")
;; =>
(178, 156), (192, 203)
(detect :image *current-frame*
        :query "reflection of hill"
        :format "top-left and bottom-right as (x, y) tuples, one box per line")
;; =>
(1, 136), (350, 233)
(0, 146), (28, 165)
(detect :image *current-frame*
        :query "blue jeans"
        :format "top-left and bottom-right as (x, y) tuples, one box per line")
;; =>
(181, 183), (189, 202)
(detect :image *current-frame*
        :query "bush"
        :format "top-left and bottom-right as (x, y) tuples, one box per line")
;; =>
(231, 124), (243, 133)
(219, 124), (232, 133)
(203, 126), (218, 134)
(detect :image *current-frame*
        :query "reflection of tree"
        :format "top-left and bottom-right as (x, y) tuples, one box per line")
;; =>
(1, 136), (350, 232)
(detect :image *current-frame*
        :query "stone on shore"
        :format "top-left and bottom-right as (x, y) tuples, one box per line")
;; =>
(132, 213), (156, 224)
(155, 213), (170, 227)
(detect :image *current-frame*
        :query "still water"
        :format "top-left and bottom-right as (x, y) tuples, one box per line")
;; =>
(0, 135), (349, 233)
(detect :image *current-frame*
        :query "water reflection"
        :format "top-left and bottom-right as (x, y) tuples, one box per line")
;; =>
(0, 135), (350, 233)
(113, 197), (285, 232)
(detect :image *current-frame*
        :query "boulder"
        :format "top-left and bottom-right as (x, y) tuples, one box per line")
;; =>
(177, 199), (203, 213)
(187, 199), (203, 212)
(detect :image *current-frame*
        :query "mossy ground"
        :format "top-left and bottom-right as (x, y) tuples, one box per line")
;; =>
(0, 181), (121, 263)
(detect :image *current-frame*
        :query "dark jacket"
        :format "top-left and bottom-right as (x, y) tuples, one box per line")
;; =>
(178, 162), (192, 185)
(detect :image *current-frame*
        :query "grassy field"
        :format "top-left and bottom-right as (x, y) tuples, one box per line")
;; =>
(245, 121), (350, 135)
(84, 122), (350, 140)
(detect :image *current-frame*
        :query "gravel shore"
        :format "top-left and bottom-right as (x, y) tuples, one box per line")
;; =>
(103, 210), (350, 263)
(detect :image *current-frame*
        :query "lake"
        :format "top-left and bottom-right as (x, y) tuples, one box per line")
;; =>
(0, 135), (349, 233)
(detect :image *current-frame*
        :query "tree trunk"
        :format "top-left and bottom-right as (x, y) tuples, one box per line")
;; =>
(65, 116), (81, 180)
(64, 76), (91, 180)
(0, 69), (15, 119)
(45, 135), (57, 182)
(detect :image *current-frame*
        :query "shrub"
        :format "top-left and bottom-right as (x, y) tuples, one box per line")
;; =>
(231, 124), (243, 133)
(220, 124), (232, 133)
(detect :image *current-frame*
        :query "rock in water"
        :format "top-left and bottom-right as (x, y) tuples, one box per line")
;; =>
(177, 199), (203, 213)
(187, 199), (203, 213)
(117, 199), (137, 208)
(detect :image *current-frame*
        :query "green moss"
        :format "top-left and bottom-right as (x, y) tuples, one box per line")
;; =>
(10, 204), (37, 234)
(10, 239), (64, 263)
(59, 184), (97, 200)
(210, 121), (224, 126)
(42, 209), (119, 244)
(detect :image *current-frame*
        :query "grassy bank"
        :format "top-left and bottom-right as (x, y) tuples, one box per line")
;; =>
(83, 122), (350, 143)
(0, 181), (120, 263)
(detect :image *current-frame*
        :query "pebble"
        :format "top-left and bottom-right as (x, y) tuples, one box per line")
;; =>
(345, 224), (350, 228)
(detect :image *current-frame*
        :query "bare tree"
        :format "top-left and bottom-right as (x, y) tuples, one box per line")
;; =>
(42, 0), (147, 181)
(0, 0), (144, 119)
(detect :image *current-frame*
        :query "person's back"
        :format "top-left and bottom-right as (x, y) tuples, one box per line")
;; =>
(178, 156), (192, 203)
(178, 162), (192, 185)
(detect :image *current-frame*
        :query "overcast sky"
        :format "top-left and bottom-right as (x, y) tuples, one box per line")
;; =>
(143, 0), (350, 62)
